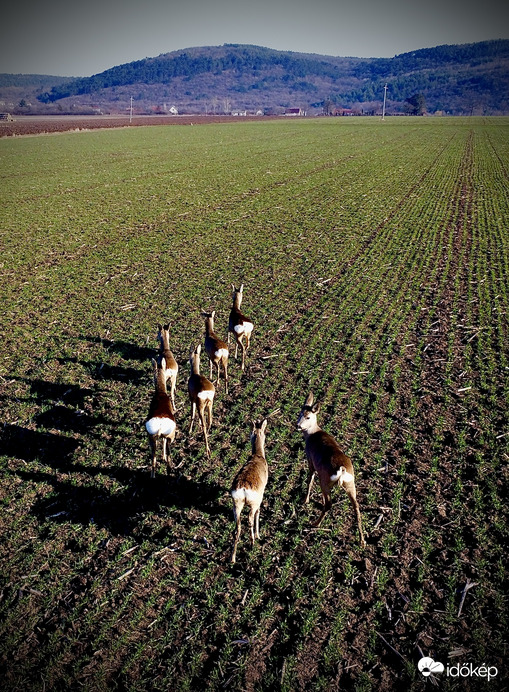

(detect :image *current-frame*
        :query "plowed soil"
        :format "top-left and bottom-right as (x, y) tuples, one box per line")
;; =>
(0, 114), (269, 137)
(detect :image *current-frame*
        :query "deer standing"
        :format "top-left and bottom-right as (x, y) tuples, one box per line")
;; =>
(202, 310), (229, 393)
(296, 392), (366, 547)
(157, 323), (178, 409)
(230, 419), (269, 563)
(145, 357), (176, 478)
(228, 284), (254, 371)
(187, 344), (215, 458)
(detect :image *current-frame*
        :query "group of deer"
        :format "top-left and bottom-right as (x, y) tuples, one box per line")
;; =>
(145, 284), (366, 564)
(230, 394), (366, 563)
(145, 284), (253, 475)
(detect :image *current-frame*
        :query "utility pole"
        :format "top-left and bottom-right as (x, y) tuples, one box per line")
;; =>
(129, 96), (133, 124)
(381, 83), (388, 121)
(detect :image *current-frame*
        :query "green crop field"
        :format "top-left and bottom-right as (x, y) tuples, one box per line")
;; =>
(0, 117), (508, 691)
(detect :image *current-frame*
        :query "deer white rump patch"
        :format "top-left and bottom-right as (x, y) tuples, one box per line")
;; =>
(197, 389), (214, 401)
(330, 468), (354, 484)
(235, 321), (253, 334)
(146, 417), (176, 437)
(215, 348), (229, 359)
(231, 488), (261, 503)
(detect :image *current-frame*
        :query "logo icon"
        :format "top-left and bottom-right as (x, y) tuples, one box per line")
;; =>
(418, 657), (445, 677)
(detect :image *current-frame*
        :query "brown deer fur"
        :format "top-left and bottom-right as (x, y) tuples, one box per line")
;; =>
(228, 284), (254, 371)
(157, 323), (178, 409)
(145, 358), (176, 478)
(202, 310), (229, 393)
(297, 392), (366, 547)
(187, 344), (215, 458)
(230, 419), (269, 563)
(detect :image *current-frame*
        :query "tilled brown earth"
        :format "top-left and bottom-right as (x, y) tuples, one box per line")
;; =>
(0, 114), (269, 137)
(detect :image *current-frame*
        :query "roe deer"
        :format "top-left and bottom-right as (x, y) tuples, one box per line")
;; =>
(157, 323), (178, 409)
(228, 283), (254, 371)
(230, 419), (269, 563)
(145, 357), (176, 478)
(297, 393), (366, 547)
(187, 344), (215, 458)
(202, 310), (229, 393)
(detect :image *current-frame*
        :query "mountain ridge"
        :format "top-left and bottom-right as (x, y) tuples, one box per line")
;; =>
(2, 40), (508, 115)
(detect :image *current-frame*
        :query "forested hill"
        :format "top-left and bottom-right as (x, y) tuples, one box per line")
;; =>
(5, 40), (509, 115)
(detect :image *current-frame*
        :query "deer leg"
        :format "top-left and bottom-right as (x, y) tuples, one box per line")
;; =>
(209, 360), (213, 381)
(255, 507), (261, 539)
(208, 399), (214, 432)
(304, 467), (315, 504)
(149, 436), (157, 479)
(248, 504), (257, 545)
(199, 406), (211, 457)
(162, 436), (168, 463)
(223, 358), (229, 394)
(312, 490), (332, 528)
(345, 482), (366, 547)
(240, 341), (246, 371)
(231, 503), (243, 563)
(189, 401), (196, 433)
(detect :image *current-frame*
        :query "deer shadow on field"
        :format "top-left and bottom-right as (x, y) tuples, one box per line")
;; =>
(8, 376), (94, 408)
(2, 423), (224, 536)
(60, 334), (159, 384)
(0, 424), (80, 468)
(80, 335), (156, 363)
(15, 466), (224, 536)
(3, 376), (110, 442)
(58, 357), (150, 385)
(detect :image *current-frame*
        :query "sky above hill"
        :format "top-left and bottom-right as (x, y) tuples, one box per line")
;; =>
(1, 0), (508, 77)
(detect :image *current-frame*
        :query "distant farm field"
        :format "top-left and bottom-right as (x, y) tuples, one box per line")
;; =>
(0, 117), (508, 691)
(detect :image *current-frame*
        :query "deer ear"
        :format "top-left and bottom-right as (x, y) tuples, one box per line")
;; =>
(196, 344), (201, 354)
(312, 402), (321, 414)
(260, 419), (268, 432)
(240, 283), (244, 292)
(158, 324), (162, 331)
(160, 357), (166, 370)
(304, 392), (314, 407)
(151, 358), (158, 369)
(231, 283), (235, 291)
(212, 310), (216, 318)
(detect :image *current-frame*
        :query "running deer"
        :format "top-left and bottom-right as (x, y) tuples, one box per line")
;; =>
(297, 393), (366, 547)
(202, 310), (229, 393)
(230, 419), (269, 563)
(228, 283), (254, 371)
(187, 344), (215, 458)
(157, 323), (178, 409)
(145, 357), (176, 478)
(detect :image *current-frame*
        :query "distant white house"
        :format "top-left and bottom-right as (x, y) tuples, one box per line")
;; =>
(285, 107), (306, 116)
